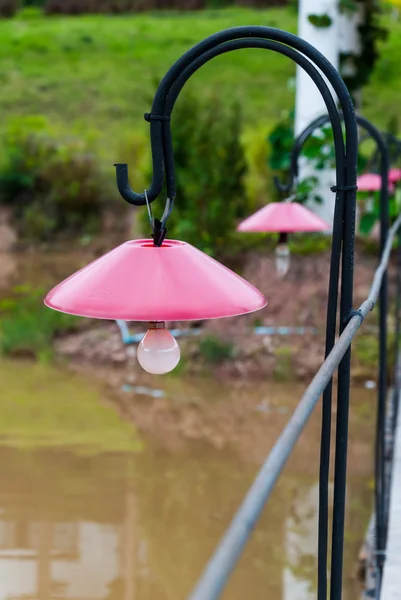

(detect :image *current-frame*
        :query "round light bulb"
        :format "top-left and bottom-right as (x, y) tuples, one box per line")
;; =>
(137, 322), (180, 375)
(366, 194), (375, 213)
(275, 243), (291, 278)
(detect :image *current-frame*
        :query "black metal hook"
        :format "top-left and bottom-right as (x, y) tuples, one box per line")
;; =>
(115, 163), (174, 246)
(273, 174), (294, 194)
(152, 196), (174, 247)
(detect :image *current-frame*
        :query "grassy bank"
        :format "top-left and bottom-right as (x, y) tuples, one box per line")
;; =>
(0, 8), (400, 158)
(0, 7), (298, 169)
(0, 6), (398, 233)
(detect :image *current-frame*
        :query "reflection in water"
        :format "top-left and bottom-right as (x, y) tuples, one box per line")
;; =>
(0, 360), (374, 600)
(0, 442), (371, 600)
(283, 483), (320, 600)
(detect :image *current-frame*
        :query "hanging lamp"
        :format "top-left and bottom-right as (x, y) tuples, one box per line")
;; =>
(45, 239), (266, 374)
(237, 200), (330, 277)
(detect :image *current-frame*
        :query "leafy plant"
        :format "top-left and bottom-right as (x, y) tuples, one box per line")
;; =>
(268, 115), (371, 209)
(267, 113), (333, 206)
(268, 109), (295, 173)
(339, 0), (389, 101)
(358, 186), (401, 236)
(0, 285), (79, 359)
(273, 346), (293, 381)
(307, 13), (333, 28)
(289, 233), (332, 255)
(140, 92), (247, 257)
(0, 116), (107, 241)
(198, 336), (234, 364)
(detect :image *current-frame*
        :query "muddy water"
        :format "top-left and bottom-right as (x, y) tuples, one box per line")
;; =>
(0, 359), (374, 600)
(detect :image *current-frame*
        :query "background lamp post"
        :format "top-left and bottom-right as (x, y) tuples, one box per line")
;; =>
(45, 26), (359, 600)
(237, 199), (330, 277)
(277, 111), (392, 590)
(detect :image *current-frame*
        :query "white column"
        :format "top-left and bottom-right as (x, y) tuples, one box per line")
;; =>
(294, 0), (339, 227)
(338, 4), (363, 107)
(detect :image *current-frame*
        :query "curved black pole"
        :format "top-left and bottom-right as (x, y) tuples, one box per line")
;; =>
(279, 112), (390, 596)
(163, 51), (347, 600)
(114, 26), (358, 600)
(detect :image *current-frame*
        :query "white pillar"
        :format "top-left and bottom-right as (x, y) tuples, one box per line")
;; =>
(338, 4), (363, 107)
(294, 0), (339, 228)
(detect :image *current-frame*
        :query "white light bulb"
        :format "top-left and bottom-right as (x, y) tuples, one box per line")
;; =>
(275, 243), (291, 278)
(366, 194), (375, 213)
(137, 322), (180, 375)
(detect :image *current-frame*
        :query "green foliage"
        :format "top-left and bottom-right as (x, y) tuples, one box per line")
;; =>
(242, 126), (272, 210)
(307, 13), (332, 28)
(268, 109), (294, 173)
(0, 116), (106, 240)
(273, 346), (293, 382)
(267, 113), (333, 206)
(198, 336), (234, 364)
(140, 92), (247, 256)
(268, 115), (372, 210)
(289, 233), (332, 255)
(340, 0), (389, 98)
(295, 176), (322, 205)
(358, 186), (401, 236)
(0, 285), (79, 359)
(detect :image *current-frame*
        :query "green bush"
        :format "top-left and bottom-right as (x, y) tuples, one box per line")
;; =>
(289, 233), (332, 255)
(0, 0), (19, 17)
(0, 117), (106, 241)
(273, 346), (293, 381)
(198, 336), (234, 364)
(139, 92), (247, 256)
(0, 285), (78, 360)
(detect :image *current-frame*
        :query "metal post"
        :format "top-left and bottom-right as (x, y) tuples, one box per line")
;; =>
(112, 27), (358, 600)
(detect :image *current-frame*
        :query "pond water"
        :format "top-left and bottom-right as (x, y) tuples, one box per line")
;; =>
(0, 358), (374, 600)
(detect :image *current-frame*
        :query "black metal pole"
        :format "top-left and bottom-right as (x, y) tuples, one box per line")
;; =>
(113, 26), (358, 600)
(393, 233), (401, 434)
(277, 112), (390, 599)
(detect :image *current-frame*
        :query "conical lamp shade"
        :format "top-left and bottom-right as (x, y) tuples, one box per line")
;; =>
(45, 239), (267, 321)
(237, 202), (330, 233)
(357, 173), (394, 192)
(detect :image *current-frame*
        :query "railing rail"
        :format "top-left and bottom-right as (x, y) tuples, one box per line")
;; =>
(187, 212), (401, 600)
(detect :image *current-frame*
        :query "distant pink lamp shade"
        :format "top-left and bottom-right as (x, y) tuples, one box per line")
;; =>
(389, 168), (401, 184)
(357, 173), (394, 193)
(237, 202), (330, 233)
(44, 239), (267, 321)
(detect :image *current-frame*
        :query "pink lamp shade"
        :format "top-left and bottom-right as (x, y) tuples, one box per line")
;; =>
(357, 173), (394, 193)
(44, 239), (267, 321)
(237, 202), (330, 233)
(389, 168), (401, 184)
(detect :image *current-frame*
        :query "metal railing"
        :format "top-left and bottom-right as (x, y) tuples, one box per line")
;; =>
(186, 214), (401, 600)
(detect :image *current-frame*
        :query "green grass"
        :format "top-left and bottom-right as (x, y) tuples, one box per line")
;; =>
(0, 7), (297, 168)
(0, 7), (400, 193)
